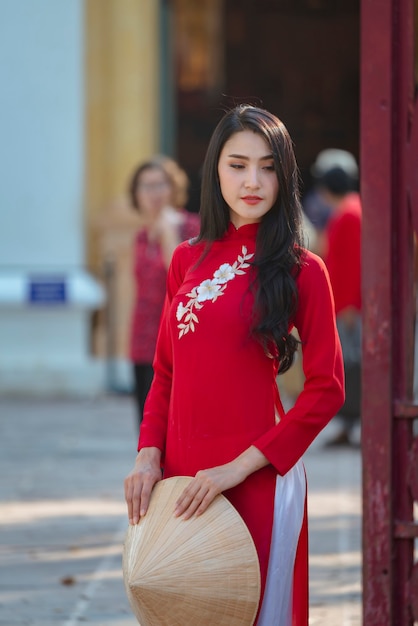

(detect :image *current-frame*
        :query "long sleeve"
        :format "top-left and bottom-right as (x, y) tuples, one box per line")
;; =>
(137, 241), (196, 454)
(253, 252), (345, 475)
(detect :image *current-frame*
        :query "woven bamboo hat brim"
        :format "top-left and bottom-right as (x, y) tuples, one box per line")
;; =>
(123, 476), (261, 626)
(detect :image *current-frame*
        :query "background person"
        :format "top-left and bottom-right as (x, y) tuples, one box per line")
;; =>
(125, 106), (344, 625)
(128, 156), (200, 431)
(313, 149), (362, 446)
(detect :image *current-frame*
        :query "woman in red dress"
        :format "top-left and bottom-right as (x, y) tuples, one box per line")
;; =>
(125, 106), (344, 625)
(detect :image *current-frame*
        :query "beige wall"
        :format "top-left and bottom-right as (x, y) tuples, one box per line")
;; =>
(85, 0), (161, 360)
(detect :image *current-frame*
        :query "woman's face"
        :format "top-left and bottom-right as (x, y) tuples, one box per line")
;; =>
(217, 130), (279, 229)
(135, 167), (173, 217)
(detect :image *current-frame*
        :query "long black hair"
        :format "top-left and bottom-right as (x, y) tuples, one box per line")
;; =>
(197, 105), (305, 373)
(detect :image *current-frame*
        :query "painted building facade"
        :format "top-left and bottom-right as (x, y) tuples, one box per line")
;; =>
(0, 0), (161, 395)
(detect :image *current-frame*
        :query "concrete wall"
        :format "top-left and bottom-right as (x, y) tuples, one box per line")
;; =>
(0, 0), (104, 395)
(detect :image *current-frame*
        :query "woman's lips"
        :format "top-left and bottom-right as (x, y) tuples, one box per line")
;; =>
(241, 196), (262, 205)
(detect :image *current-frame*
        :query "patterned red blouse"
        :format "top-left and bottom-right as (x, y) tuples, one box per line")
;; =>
(129, 211), (200, 364)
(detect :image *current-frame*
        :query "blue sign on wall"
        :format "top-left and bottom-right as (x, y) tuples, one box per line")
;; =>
(28, 278), (67, 304)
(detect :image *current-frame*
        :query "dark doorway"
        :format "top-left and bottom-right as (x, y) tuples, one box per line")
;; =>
(172, 0), (360, 213)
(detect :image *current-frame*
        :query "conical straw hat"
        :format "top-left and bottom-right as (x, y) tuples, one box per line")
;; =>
(123, 476), (260, 626)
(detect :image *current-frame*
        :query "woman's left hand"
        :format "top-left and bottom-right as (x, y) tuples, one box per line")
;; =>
(174, 446), (269, 519)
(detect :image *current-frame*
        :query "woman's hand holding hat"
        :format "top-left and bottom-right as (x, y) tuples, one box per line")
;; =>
(124, 447), (162, 524)
(174, 446), (268, 520)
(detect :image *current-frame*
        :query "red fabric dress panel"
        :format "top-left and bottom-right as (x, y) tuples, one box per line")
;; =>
(323, 192), (362, 314)
(129, 211), (200, 364)
(139, 222), (344, 624)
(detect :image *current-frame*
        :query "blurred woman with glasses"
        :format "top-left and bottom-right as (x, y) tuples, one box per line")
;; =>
(128, 156), (200, 430)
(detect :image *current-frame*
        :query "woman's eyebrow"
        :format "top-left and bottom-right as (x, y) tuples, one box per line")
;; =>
(227, 153), (274, 161)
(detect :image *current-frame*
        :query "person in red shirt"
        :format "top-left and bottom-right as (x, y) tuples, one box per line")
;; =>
(128, 156), (200, 431)
(124, 106), (344, 625)
(315, 154), (362, 445)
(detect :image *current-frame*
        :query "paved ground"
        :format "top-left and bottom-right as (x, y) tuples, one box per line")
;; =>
(0, 396), (361, 625)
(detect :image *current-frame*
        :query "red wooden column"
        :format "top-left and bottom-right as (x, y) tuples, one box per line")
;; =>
(361, 0), (418, 624)
(361, 0), (394, 621)
(392, 1), (417, 625)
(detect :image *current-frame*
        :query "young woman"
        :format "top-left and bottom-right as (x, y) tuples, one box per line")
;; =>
(128, 156), (199, 430)
(124, 106), (344, 625)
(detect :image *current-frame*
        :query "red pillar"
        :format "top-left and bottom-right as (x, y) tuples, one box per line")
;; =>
(361, 0), (394, 622)
(361, 0), (418, 624)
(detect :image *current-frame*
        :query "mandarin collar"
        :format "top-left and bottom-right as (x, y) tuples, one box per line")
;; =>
(225, 221), (259, 240)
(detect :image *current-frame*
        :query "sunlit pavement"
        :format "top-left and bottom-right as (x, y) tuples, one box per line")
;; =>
(306, 423), (362, 625)
(0, 396), (361, 625)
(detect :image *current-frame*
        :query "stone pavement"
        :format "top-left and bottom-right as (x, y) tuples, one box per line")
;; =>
(0, 396), (361, 625)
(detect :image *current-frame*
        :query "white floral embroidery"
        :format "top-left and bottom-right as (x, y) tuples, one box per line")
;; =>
(176, 302), (188, 321)
(177, 245), (254, 338)
(213, 263), (235, 284)
(196, 279), (223, 302)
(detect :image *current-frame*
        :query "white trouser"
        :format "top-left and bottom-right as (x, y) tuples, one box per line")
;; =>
(257, 460), (306, 626)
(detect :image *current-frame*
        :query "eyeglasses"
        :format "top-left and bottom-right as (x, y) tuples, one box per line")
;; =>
(137, 181), (171, 193)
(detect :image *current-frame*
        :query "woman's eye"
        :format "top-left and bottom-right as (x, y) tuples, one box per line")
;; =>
(230, 163), (245, 169)
(263, 165), (275, 171)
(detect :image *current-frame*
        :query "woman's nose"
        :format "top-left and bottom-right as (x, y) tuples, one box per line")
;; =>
(244, 167), (260, 189)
